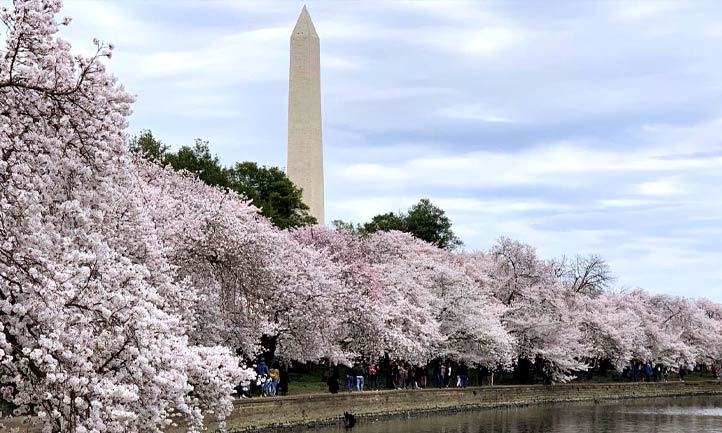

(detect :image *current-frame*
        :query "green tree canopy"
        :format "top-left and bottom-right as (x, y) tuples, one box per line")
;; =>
(129, 129), (169, 162)
(227, 162), (316, 229)
(361, 212), (406, 233)
(336, 199), (463, 250)
(129, 130), (315, 229)
(405, 199), (462, 250)
(164, 139), (229, 188)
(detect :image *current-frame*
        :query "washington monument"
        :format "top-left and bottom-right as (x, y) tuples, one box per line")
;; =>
(287, 6), (324, 223)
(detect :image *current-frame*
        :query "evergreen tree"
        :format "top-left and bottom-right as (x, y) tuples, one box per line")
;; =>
(164, 139), (230, 188)
(129, 129), (169, 162)
(358, 199), (463, 250)
(227, 162), (316, 229)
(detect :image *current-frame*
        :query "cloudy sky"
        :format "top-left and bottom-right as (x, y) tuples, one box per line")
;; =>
(57, 1), (722, 300)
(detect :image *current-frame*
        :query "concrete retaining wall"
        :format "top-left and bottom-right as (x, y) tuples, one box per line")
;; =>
(200, 381), (722, 432)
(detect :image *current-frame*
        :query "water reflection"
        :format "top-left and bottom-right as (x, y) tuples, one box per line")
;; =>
(312, 396), (722, 433)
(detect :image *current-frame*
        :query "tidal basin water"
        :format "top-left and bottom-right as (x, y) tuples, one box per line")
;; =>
(313, 395), (722, 433)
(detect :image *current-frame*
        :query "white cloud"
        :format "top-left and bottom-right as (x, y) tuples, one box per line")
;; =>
(597, 198), (660, 208)
(438, 103), (515, 122)
(135, 27), (288, 82)
(635, 179), (684, 196)
(431, 26), (525, 57)
(609, 1), (682, 21)
(434, 198), (568, 214)
(335, 140), (722, 191)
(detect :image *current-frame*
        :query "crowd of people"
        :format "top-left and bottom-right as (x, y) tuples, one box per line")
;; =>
(240, 361), (291, 398)
(320, 360), (489, 393)
(310, 359), (702, 396)
(237, 357), (708, 399)
(628, 362), (682, 382)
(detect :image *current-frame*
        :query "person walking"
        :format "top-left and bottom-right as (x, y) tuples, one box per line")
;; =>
(644, 363), (653, 382)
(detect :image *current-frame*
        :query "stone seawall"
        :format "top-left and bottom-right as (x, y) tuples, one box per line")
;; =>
(208, 381), (722, 432)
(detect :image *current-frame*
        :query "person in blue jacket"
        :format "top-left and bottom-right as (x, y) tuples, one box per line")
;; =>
(644, 363), (653, 382)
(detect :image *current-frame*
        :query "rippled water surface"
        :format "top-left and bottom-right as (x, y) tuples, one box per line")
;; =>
(313, 395), (722, 433)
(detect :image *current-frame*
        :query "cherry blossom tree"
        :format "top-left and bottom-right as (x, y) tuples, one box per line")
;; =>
(432, 252), (514, 368)
(363, 232), (514, 367)
(0, 2), (247, 432)
(578, 293), (640, 370)
(291, 226), (388, 361)
(696, 299), (722, 382)
(486, 238), (589, 381)
(362, 231), (444, 362)
(135, 160), (351, 365)
(626, 291), (720, 368)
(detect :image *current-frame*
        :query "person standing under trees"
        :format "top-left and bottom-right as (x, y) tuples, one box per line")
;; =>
(713, 361), (722, 384)
(345, 365), (354, 392)
(256, 360), (270, 396)
(269, 364), (280, 396)
(326, 366), (340, 394)
(445, 363), (453, 387)
(478, 366), (487, 386)
(355, 364), (365, 391)
(459, 364), (469, 388)
(397, 362), (403, 389)
(399, 363), (408, 389)
(369, 364), (379, 390)
(417, 364), (427, 388)
(409, 364), (417, 389)
(278, 363), (290, 396)
(644, 363), (653, 382)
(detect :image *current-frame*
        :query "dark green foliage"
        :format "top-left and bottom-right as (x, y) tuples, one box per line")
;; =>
(357, 199), (463, 250)
(164, 139), (230, 189)
(129, 130), (315, 229)
(129, 129), (169, 162)
(405, 199), (463, 250)
(227, 162), (316, 229)
(362, 212), (406, 233)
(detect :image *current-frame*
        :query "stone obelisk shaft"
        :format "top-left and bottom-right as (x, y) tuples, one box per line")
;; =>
(287, 6), (324, 224)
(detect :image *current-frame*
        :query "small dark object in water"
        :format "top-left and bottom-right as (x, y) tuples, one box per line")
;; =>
(344, 411), (356, 429)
